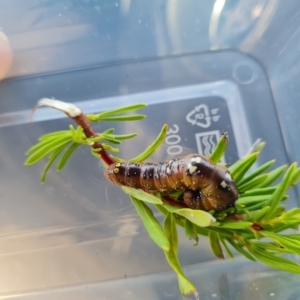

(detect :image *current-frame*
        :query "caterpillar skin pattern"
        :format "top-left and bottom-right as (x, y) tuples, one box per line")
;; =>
(104, 154), (239, 212)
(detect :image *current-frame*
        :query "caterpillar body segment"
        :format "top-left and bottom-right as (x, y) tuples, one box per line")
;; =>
(104, 154), (238, 212)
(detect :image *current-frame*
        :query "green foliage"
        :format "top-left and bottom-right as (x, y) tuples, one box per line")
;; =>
(163, 204), (215, 227)
(185, 219), (198, 244)
(123, 186), (163, 204)
(25, 102), (300, 297)
(25, 104), (145, 182)
(209, 132), (228, 164)
(129, 124), (168, 162)
(130, 196), (170, 251)
(163, 213), (197, 296)
(87, 104), (146, 122)
(209, 231), (224, 258)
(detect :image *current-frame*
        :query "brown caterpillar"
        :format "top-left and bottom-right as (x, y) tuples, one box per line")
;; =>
(104, 154), (239, 212)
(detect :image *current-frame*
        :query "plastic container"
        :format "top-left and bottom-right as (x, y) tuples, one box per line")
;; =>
(0, 1), (300, 299)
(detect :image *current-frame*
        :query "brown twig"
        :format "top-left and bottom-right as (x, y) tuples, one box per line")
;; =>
(162, 195), (188, 208)
(251, 223), (263, 231)
(72, 113), (115, 165)
(33, 98), (115, 166)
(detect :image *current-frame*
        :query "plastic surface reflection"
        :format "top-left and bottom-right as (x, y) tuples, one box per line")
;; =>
(0, 0), (278, 78)
(0, 50), (294, 298)
(0, 0), (300, 298)
(3, 258), (300, 299)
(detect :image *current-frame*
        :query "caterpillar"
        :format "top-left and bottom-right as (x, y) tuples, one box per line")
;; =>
(104, 154), (239, 212)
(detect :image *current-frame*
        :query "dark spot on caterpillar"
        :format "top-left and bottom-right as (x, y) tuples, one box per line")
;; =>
(104, 154), (239, 211)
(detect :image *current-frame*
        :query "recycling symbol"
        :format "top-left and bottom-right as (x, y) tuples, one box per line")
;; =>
(186, 104), (220, 128)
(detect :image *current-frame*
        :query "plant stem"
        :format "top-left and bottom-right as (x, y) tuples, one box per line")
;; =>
(72, 113), (115, 165)
(162, 195), (188, 208)
(35, 98), (115, 166)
